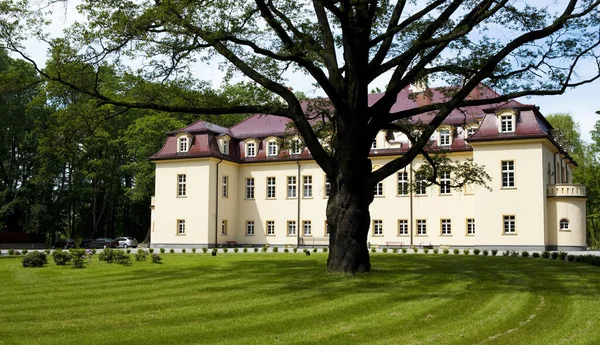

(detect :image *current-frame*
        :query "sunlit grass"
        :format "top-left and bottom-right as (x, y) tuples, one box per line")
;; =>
(1, 252), (600, 345)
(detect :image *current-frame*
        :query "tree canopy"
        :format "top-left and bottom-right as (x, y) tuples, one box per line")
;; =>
(2, 0), (600, 272)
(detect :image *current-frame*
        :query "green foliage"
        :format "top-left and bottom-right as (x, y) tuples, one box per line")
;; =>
(135, 250), (148, 261)
(423, 248), (429, 254)
(151, 253), (162, 263)
(99, 249), (131, 265)
(483, 250), (489, 256)
(21, 249), (28, 255)
(181, 248), (186, 253)
(71, 249), (87, 269)
(510, 251), (519, 257)
(402, 248), (407, 254)
(202, 248), (208, 253)
(262, 246), (268, 253)
(44, 249), (51, 255)
(433, 249), (438, 254)
(253, 248), (258, 253)
(371, 247), (377, 253)
(191, 248), (196, 253)
(52, 250), (72, 266)
(542, 251), (551, 259)
(222, 248), (229, 253)
(382, 248), (388, 253)
(521, 251), (529, 258)
(293, 248), (298, 253)
(283, 248), (289, 253)
(453, 249), (460, 255)
(551, 252), (559, 260)
(243, 248), (248, 253)
(463, 249), (470, 255)
(160, 248), (165, 254)
(502, 250), (510, 256)
(234, 248), (239, 253)
(558, 252), (568, 260)
(491, 249), (498, 256)
(8, 249), (14, 256)
(392, 248), (399, 254)
(169, 249), (175, 254)
(532, 252), (541, 258)
(567, 255), (575, 262)
(473, 249), (480, 255)
(126, 249), (131, 254)
(272, 247), (278, 253)
(148, 248), (154, 254)
(443, 249), (449, 255)
(413, 247), (419, 254)
(312, 248), (318, 253)
(22, 252), (47, 268)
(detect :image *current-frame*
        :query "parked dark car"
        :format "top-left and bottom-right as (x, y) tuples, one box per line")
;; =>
(54, 238), (76, 249)
(85, 238), (119, 249)
(80, 239), (94, 249)
(115, 237), (138, 248)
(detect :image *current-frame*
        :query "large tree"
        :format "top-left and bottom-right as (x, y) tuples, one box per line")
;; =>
(3, 0), (600, 272)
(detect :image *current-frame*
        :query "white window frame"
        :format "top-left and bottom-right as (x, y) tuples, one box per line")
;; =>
(246, 221), (255, 236)
(398, 219), (408, 236)
(177, 219), (186, 235)
(266, 177), (276, 199)
(287, 221), (297, 236)
(177, 174), (187, 197)
(245, 178), (255, 199)
(502, 160), (515, 188)
(266, 220), (275, 236)
(503, 215), (516, 234)
(287, 176), (297, 198)
(439, 129), (451, 146)
(325, 176), (331, 197)
(440, 171), (451, 195)
(374, 181), (384, 197)
(417, 219), (427, 235)
(303, 220), (312, 236)
(222, 139), (229, 155)
(222, 176), (228, 198)
(441, 219), (451, 235)
(291, 139), (302, 155)
(267, 140), (278, 156)
(221, 220), (228, 235)
(246, 142), (256, 157)
(303, 175), (313, 198)
(397, 171), (409, 195)
(373, 220), (383, 236)
(415, 173), (427, 195)
(178, 136), (189, 153)
(467, 218), (475, 235)
(466, 127), (477, 137)
(559, 218), (570, 231)
(500, 115), (515, 133)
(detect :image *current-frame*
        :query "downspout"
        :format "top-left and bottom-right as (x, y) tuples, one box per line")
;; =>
(553, 151), (559, 184)
(410, 162), (414, 247)
(215, 158), (223, 248)
(296, 160), (301, 248)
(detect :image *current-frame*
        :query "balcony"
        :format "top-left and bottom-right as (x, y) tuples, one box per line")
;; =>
(546, 184), (586, 198)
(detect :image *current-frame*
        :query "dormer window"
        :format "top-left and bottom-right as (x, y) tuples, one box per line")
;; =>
(439, 129), (451, 146)
(177, 134), (192, 153)
(246, 141), (256, 157)
(217, 135), (230, 155)
(496, 109), (518, 133)
(291, 139), (302, 155)
(222, 140), (229, 155)
(466, 127), (477, 137)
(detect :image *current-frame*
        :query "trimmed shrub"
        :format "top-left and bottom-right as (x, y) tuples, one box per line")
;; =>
(52, 250), (72, 266)
(567, 255), (575, 262)
(284, 248), (289, 253)
(313, 248), (318, 253)
(272, 247), (278, 253)
(22, 251), (47, 268)
(262, 246), (269, 252)
(99, 249), (131, 265)
(423, 248), (429, 254)
(532, 252), (540, 258)
(125, 249), (131, 254)
(293, 248), (298, 253)
(169, 248), (175, 254)
(510, 250), (519, 257)
(558, 251), (568, 260)
(191, 248), (196, 253)
(463, 249), (470, 255)
(473, 249), (481, 255)
(413, 247), (419, 254)
(223, 248), (229, 253)
(202, 248), (208, 253)
(491, 249), (498, 256)
(212, 248), (218, 254)
(151, 253), (162, 263)
(8, 249), (14, 255)
(44, 249), (51, 255)
(71, 249), (87, 268)
(148, 248), (154, 254)
(551, 251), (559, 260)
(254, 248), (259, 252)
(541, 251), (551, 258)
(521, 251), (529, 257)
(502, 250), (510, 256)
(443, 249), (449, 255)
(433, 248), (439, 254)
(322, 248), (328, 253)
(453, 249), (460, 255)
(160, 248), (165, 254)
(483, 250), (489, 256)
(135, 250), (148, 261)
(371, 247), (377, 253)
(181, 248), (186, 253)
(402, 248), (407, 253)
(21, 249), (28, 255)
(382, 248), (388, 253)
(243, 248), (248, 253)
(234, 248), (239, 253)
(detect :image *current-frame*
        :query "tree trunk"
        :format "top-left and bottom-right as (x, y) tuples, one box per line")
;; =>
(326, 158), (375, 274)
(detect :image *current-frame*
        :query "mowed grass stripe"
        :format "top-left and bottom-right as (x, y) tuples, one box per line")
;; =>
(2, 253), (600, 345)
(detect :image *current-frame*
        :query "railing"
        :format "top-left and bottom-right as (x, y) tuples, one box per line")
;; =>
(546, 184), (586, 197)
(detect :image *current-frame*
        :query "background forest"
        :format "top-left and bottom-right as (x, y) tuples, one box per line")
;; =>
(1, 48), (600, 247)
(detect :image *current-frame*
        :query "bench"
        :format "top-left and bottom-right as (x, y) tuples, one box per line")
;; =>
(305, 237), (329, 248)
(226, 241), (237, 248)
(419, 241), (433, 249)
(385, 241), (404, 248)
(439, 244), (450, 250)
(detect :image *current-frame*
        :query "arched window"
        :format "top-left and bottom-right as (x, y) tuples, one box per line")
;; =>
(559, 218), (570, 231)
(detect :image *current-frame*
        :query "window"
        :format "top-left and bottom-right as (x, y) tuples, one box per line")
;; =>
(267, 177), (276, 199)
(178, 136), (189, 152)
(325, 176), (331, 197)
(245, 178), (255, 199)
(502, 161), (515, 188)
(373, 220), (383, 236)
(559, 218), (570, 231)
(397, 171), (409, 195)
(500, 115), (514, 133)
(503, 215), (516, 234)
(222, 176), (228, 198)
(291, 139), (302, 154)
(246, 221), (255, 235)
(371, 139), (377, 149)
(441, 219), (451, 235)
(221, 220), (228, 235)
(303, 220), (312, 236)
(467, 218), (475, 235)
(266, 221), (275, 235)
(466, 127), (477, 137)
(287, 176), (297, 198)
(373, 181), (383, 197)
(287, 221), (297, 236)
(415, 173), (427, 195)
(398, 219), (408, 236)
(417, 219), (427, 235)
(440, 171), (451, 195)
(221, 139), (229, 155)
(267, 140), (278, 156)
(303, 175), (313, 198)
(246, 142), (256, 157)
(177, 174), (187, 197)
(439, 129), (451, 146)
(177, 219), (186, 235)
(325, 221), (330, 236)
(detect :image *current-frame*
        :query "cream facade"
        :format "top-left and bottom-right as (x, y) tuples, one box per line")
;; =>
(150, 95), (587, 251)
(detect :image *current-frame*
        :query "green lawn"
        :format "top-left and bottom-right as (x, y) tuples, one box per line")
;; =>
(1, 252), (600, 345)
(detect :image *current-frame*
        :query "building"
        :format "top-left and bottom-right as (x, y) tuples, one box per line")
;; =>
(149, 87), (587, 251)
